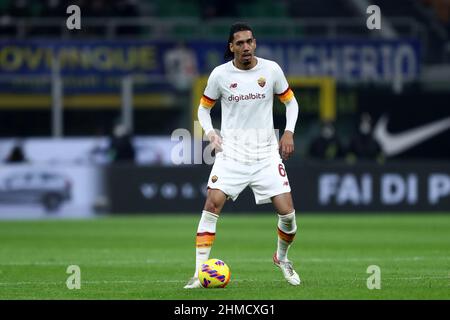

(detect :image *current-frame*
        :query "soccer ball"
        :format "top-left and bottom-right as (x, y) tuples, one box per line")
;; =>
(198, 258), (231, 288)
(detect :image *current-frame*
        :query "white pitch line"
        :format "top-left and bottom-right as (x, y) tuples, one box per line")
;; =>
(0, 279), (284, 286)
(1, 256), (449, 266)
(0, 260), (159, 266)
(352, 276), (449, 280)
(0, 276), (448, 287)
(297, 256), (450, 262)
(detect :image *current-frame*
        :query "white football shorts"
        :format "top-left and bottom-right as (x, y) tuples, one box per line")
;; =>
(206, 155), (291, 205)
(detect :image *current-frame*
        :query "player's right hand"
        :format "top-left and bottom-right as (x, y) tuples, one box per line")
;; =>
(207, 131), (223, 153)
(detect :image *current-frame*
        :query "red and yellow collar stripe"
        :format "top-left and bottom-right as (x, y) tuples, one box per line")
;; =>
(276, 88), (294, 103)
(200, 95), (216, 109)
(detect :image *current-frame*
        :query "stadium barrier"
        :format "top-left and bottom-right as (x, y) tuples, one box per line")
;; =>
(1, 161), (448, 219)
(105, 162), (450, 214)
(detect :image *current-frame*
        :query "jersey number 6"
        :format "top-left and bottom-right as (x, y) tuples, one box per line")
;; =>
(278, 164), (286, 177)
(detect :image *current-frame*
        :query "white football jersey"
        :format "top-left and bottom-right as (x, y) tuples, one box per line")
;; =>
(200, 57), (294, 164)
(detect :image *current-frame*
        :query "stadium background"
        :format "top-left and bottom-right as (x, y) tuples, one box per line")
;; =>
(0, 0), (449, 300)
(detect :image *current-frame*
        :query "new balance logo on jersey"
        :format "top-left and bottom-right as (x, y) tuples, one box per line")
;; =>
(228, 93), (266, 103)
(229, 83), (238, 89)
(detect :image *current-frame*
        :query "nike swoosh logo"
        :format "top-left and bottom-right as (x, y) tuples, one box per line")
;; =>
(373, 115), (450, 156)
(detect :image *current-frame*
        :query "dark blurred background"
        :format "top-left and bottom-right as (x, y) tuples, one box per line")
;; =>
(0, 0), (449, 217)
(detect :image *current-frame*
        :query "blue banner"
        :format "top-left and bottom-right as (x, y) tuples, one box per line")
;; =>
(190, 39), (421, 83)
(0, 39), (420, 83)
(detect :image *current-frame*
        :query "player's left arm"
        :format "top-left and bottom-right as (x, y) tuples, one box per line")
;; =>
(274, 62), (299, 160)
(279, 92), (299, 160)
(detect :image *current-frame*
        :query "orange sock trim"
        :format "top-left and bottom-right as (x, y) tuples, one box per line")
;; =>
(196, 232), (216, 248)
(277, 227), (296, 243)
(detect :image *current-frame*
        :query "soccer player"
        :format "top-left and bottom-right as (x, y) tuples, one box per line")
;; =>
(184, 22), (300, 288)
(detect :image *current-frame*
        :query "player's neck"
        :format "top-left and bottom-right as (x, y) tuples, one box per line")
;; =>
(233, 57), (258, 70)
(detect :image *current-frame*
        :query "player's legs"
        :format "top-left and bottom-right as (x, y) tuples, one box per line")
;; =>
(271, 192), (300, 285)
(249, 157), (300, 285)
(272, 192), (296, 261)
(184, 189), (227, 288)
(249, 159), (297, 261)
(272, 191), (294, 215)
(185, 157), (248, 288)
(195, 189), (227, 274)
(203, 188), (227, 215)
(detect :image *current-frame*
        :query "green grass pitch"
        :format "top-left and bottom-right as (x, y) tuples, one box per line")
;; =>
(0, 214), (449, 299)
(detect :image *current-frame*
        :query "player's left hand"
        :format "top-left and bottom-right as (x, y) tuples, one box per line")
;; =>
(279, 131), (294, 160)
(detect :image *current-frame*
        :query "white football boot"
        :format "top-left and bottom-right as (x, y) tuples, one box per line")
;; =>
(183, 276), (202, 289)
(273, 253), (301, 286)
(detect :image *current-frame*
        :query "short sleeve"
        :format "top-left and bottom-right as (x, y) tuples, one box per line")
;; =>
(273, 63), (289, 95)
(200, 68), (221, 109)
(273, 63), (294, 103)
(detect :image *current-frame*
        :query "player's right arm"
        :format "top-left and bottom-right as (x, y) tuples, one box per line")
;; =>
(197, 68), (223, 152)
(198, 104), (222, 152)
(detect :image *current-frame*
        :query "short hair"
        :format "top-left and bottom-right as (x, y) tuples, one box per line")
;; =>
(224, 22), (254, 60)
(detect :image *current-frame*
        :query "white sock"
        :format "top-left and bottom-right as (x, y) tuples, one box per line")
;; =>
(194, 210), (219, 277)
(276, 211), (297, 262)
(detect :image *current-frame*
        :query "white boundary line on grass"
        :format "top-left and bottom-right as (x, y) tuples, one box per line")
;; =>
(1, 256), (449, 266)
(0, 279), (285, 286)
(0, 276), (448, 287)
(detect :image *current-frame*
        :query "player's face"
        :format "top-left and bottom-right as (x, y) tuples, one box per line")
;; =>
(230, 30), (256, 69)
